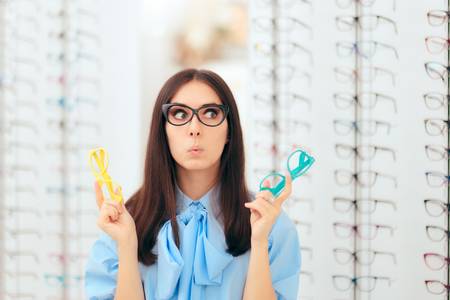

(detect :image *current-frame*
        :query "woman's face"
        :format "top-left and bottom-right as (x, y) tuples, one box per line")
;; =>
(165, 80), (229, 172)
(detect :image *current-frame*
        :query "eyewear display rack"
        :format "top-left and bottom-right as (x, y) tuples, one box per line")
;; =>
(249, 0), (314, 298)
(333, 1), (398, 299)
(0, 1), (102, 299)
(423, 0), (450, 299)
(249, 0), (450, 299)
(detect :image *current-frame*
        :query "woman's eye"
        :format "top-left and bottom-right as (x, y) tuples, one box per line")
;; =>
(172, 109), (188, 120)
(203, 108), (219, 119)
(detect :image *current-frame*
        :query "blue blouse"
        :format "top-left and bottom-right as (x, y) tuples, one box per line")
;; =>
(84, 184), (301, 300)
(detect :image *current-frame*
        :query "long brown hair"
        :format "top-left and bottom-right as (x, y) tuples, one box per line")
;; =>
(126, 68), (252, 266)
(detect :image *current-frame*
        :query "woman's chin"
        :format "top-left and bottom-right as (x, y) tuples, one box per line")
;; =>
(181, 160), (212, 171)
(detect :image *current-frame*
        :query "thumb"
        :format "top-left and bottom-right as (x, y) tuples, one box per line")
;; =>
(262, 179), (271, 188)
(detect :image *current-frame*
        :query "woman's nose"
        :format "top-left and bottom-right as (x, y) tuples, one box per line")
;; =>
(188, 116), (201, 136)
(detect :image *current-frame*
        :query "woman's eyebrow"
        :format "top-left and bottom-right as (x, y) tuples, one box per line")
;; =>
(171, 102), (221, 107)
(200, 102), (221, 106)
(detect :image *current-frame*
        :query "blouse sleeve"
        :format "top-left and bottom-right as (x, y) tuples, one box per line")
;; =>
(84, 233), (119, 300)
(268, 210), (302, 300)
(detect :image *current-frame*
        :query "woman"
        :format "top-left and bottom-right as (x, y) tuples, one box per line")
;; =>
(84, 69), (301, 300)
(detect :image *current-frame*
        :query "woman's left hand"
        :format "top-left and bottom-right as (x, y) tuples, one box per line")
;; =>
(244, 172), (293, 246)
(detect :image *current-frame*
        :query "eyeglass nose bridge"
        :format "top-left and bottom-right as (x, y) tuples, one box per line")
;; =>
(189, 107), (208, 127)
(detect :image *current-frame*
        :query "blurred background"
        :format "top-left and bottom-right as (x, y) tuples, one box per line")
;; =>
(1, 0), (449, 299)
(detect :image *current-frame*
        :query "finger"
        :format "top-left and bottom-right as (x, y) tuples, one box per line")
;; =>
(255, 197), (279, 216)
(94, 181), (105, 209)
(102, 199), (120, 216)
(245, 204), (261, 219)
(245, 199), (271, 217)
(114, 187), (124, 213)
(262, 179), (271, 188)
(274, 172), (292, 208)
(256, 196), (275, 209)
(121, 201), (131, 217)
(250, 208), (261, 219)
(103, 200), (123, 216)
(100, 204), (119, 223)
(245, 201), (268, 219)
(105, 203), (119, 221)
(256, 190), (275, 202)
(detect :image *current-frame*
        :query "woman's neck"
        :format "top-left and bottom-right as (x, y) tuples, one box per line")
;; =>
(176, 163), (219, 201)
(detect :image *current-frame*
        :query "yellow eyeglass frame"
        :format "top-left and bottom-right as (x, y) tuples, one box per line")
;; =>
(88, 147), (123, 204)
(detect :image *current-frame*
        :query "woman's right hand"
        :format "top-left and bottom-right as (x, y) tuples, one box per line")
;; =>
(95, 181), (138, 249)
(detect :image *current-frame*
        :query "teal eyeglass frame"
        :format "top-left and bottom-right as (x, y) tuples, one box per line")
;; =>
(259, 149), (315, 197)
